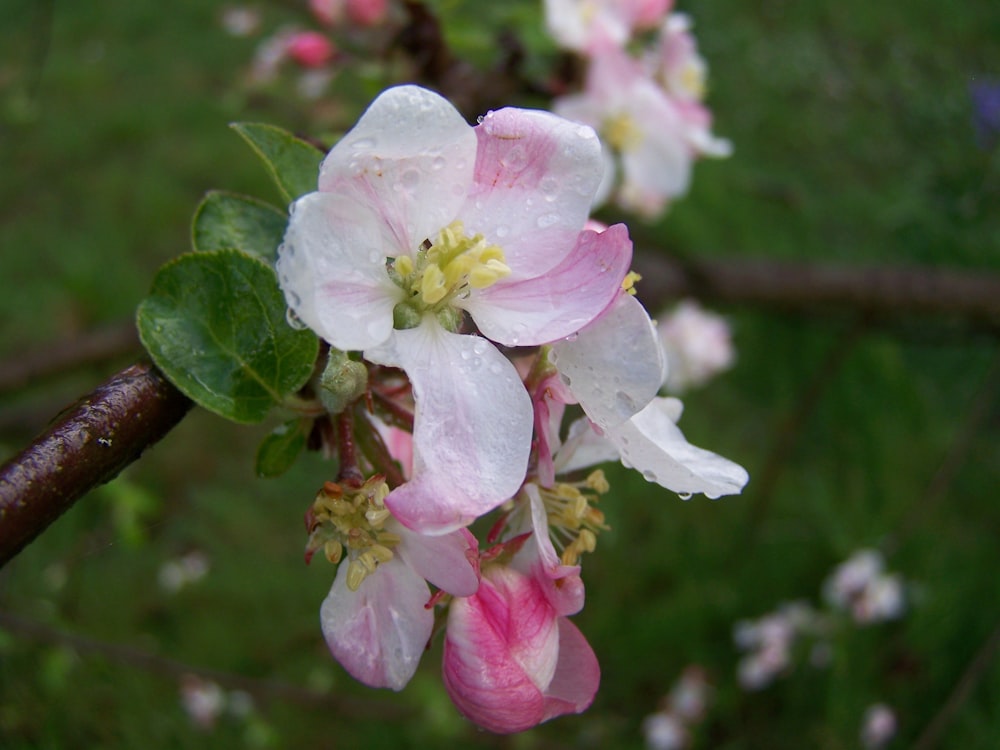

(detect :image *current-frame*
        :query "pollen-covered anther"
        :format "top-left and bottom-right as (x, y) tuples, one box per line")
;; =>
(393, 220), (511, 315)
(620, 271), (642, 297)
(303, 476), (398, 589)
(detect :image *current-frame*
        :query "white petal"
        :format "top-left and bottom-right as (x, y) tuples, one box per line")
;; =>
(606, 397), (748, 498)
(550, 293), (665, 429)
(319, 85), (477, 250)
(366, 322), (533, 534)
(320, 557), (433, 691)
(277, 190), (401, 350)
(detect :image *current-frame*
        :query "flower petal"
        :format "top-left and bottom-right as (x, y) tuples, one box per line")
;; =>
(462, 107), (604, 279)
(443, 566), (558, 734)
(541, 617), (601, 722)
(395, 524), (480, 597)
(366, 322), (533, 534)
(463, 224), (632, 347)
(320, 557), (433, 691)
(606, 396), (749, 498)
(277, 190), (401, 350)
(550, 292), (665, 429)
(318, 85), (477, 250)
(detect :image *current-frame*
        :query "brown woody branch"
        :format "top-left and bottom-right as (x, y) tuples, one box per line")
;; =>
(0, 359), (191, 567)
(632, 253), (1000, 323)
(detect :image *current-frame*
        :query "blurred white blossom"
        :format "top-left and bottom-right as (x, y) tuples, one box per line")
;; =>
(657, 300), (735, 392)
(861, 703), (897, 749)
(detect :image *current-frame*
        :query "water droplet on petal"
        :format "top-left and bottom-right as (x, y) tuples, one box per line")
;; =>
(495, 224), (509, 238)
(472, 338), (488, 355)
(432, 156), (446, 170)
(400, 168), (420, 192)
(537, 213), (559, 228)
(352, 137), (376, 150)
(678, 492), (693, 501)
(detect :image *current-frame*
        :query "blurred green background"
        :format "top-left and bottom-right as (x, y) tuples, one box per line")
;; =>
(1, 0), (999, 747)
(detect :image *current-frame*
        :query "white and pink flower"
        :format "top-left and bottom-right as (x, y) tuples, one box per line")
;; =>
(442, 562), (599, 733)
(278, 85), (632, 534)
(544, 0), (672, 52)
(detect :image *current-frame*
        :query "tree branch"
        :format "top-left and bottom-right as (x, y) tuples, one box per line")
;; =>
(0, 359), (192, 567)
(632, 254), (1000, 322)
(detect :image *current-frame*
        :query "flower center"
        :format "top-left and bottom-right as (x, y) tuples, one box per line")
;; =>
(539, 470), (610, 566)
(305, 477), (401, 591)
(604, 113), (642, 152)
(389, 220), (511, 329)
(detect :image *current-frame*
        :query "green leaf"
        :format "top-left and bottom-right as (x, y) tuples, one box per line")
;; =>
(255, 419), (310, 478)
(137, 249), (319, 424)
(192, 191), (288, 259)
(230, 122), (324, 204)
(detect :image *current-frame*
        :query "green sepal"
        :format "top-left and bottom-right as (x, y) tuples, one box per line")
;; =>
(137, 249), (319, 424)
(255, 419), (310, 478)
(192, 190), (288, 260)
(230, 122), (324, 204)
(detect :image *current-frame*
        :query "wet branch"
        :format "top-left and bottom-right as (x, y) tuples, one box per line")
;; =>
(0, 360), (192, 567)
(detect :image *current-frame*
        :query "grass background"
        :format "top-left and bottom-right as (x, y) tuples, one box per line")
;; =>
(1, 0), (999, 747)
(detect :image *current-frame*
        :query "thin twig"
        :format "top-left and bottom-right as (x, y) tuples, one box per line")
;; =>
(0, 321), (140, 396)
(746, 315), (871, 529)
(0, 610), (411, 718)
(911, 619), (1000, 750)
(0, 360), (192, 567)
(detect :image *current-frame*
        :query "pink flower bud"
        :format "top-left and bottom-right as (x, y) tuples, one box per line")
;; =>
(443, 565), (599, 733)
(287, 31), (335, 69)
(347, 0), (388, 26)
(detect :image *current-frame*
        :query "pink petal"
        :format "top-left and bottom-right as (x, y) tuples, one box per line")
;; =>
(365, 323), (533, 534)
(318, 85), (477, 251)
(461, 107), (604, 279)
(550, 292), (665, 429)
(541, 618), (601, 722)
(320, 557), (433, 691)
(394, 524), (480, 597)
(277, 190), (402, 350)
(443, 567), (558, 733)
(463, 224), (632, 347)
(606, 396), (749, 498)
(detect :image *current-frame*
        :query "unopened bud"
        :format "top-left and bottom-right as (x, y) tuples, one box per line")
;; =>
(318, 349), (368, 415)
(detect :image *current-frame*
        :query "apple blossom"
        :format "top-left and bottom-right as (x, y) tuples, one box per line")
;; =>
(544, 0), (672, 52)
(861, 703), (897, 750)
(657, 299), (735, 393)
(307, 477), (480, 690)
(277, 85), (632, 534)
(554, 24), (730, 216)
(442, 562), (599, 733)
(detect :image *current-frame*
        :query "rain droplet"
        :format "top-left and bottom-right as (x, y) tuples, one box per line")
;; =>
(432, 156), (446, 170)
(540, 177), (558, 200)
(472, 338), (488, 355)
(501, 145), (527, 168)
(678, 492), (693, 501)
(352, 137), (376, 149)
(287, 290), (302, 307)
(495, 224), (509, 238)
(400, 169), (420, 191)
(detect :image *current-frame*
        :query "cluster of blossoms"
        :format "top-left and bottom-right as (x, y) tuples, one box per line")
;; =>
(641, 666), (711, 750)
(734, 549), (907, 691)
(223, 0), (389, 99)
(277, 84), (747, 732)
(823, 548), (906, 625)
(545, 0), (731, 217)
